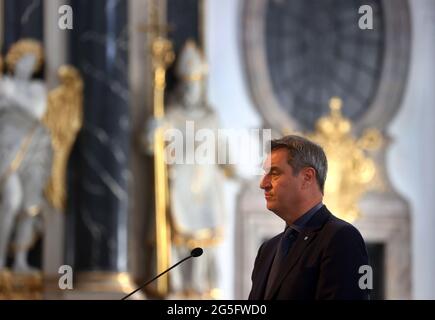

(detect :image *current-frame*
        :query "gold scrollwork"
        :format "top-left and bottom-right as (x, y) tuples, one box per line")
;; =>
(74, 272), (137, 294)
(43, 65), (83, 210)
(307, 97), (382, 222)
(0, 270), (42, 300)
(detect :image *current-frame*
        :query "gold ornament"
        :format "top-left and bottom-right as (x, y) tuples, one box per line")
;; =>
(0, 55), (3, 76)
(307, 97), (382, 222)
(0, 271), (42, 300)
(43, 66), (83, 210)
(5, 39), (44, 74)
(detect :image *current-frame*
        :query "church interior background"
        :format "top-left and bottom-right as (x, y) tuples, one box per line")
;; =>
(0, 0), (434, 300)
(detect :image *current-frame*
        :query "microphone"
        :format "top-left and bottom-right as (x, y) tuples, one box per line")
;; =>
(191, 247), (203, 257)
(121, 247), (203, 300)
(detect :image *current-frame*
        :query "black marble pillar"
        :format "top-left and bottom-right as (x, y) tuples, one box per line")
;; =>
(3, 0), (43, 51)
(167, 0), (201, 53)
(166, 0), (202, 92)
(66, 0), (130, 273)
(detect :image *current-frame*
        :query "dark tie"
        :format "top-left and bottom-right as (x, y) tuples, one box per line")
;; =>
(265, 226), (299, 298)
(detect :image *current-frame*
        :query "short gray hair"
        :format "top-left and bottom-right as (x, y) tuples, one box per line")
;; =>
(270, 135), (328, 193)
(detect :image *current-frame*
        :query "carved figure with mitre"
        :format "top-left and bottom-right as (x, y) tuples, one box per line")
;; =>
(164, 40), (229, 298)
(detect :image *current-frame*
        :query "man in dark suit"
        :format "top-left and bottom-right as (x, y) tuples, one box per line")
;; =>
(249, 135), (370, 300)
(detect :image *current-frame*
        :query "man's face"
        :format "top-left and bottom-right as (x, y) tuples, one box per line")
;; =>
(260, 148), (304, 216)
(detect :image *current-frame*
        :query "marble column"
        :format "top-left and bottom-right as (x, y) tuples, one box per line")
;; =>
(65, 0), (134, 297)
(42, 0), (70, 299)
(166, 0), (202, 91)
(0, 1), (3, 49)
(2, 0), (43, 53)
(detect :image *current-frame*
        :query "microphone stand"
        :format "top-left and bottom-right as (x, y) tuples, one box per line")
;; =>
(121, 248), (203, 300)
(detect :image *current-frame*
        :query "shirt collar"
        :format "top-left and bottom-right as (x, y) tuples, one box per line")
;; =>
(287, 202), (324, 233)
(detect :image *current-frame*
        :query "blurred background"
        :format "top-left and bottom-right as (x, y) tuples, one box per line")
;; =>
(0, 0), (434, 300)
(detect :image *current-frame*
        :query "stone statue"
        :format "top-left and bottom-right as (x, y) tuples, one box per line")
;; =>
(166, 40), (232, 299)
(0, 39), (52, 272)
(144, 40), (233, 298)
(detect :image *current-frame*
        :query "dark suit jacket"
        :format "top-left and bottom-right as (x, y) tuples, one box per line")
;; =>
(248, 205), (370, 300)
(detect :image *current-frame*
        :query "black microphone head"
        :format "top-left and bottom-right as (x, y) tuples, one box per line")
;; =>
(191, 247), (203, 257)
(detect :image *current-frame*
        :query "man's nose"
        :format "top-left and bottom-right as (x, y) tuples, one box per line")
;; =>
(260, 175), (271, 190)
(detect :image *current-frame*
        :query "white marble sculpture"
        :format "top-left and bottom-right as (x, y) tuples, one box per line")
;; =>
(144, 40), (231, 298)
(0, 40), (52, 273)
(168, 41), (225, 298)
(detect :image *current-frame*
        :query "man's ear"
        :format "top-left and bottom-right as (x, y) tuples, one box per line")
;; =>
(301, 167), (316, 189)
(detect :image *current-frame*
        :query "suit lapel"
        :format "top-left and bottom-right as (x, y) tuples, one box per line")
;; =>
(255, 244), (277, 299)
(264, 206), (331, 299)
